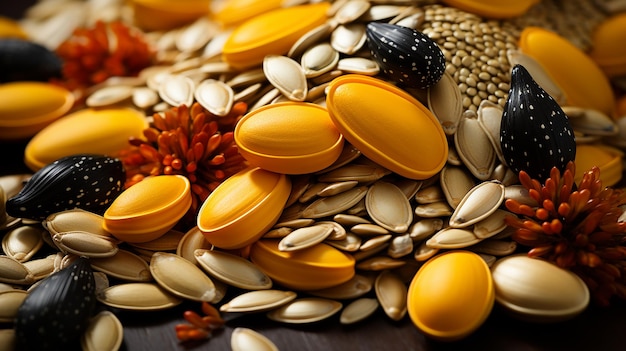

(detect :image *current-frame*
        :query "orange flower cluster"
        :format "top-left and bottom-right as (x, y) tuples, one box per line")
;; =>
(505, 162), (626, 306)
(54, 21), (153, 92)
(120, 102), (248, 217)
(175, 302), (225, 342)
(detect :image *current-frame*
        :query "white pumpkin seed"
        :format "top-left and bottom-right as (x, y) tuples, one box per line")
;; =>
(306, 274), (373, 299)
(408, 219), (443, 241)
(375, 270), (407, 321)
(195, 79), (234, 116)
(387, 234), (413, 258)
(469, 239), (517, 256)
(194, 249), (272, 290)
(288, 22), (334, 58)
(52, 231), (118, 258)
(414, 240), (439, 261)
(507, 49), (567, 106)
(473, 209), (510, 239)
(351, 223), (389, 236)
(86, 85), (133, 107)
(440, 165), (475, 209)
(428, 72), (462, 135)
(90, 249), (152, 282)
(414, 201), (453, 217)
(132, 87), (160, 109)
(449, 181), (505, 228)
(426, 227), (481, 249)
(504, 184), (538, 207)
(97, 283), (183, 311)
(366, 181), (412, 233)
(263, 55), (308, 101)
(129, 229), (185, 252)
(333, 213), (371, 226)
(43, 209), (112, 237)
(414, 185), (445, 204)
(363, 5), (408, 21)
(176, 226), (212, 265)
(301, 43), (339, 78)
(278, 223), (334, 252)
(2, 225), (44, 262)
(22, 256), (55, 281)
(267, 297), (342, 324)
(176, 17), (217, 53)
(317, 180), (359, 197)
(150, 252), (216, 302)
(220, 290), (297, 313)
(334, 0), (370, 23)
(356, 255), (405, 271)
(325, 232), (362, 252)
(568, 108), (618, 136)
(340, 298), (379, 325)
(231, 328), (278, 351)
(394, 179), (423, 199)
(81, 311), (123, 351)
(317, 163), (389, 183)
(455, 110), (496, 180)
(330, 23), (367, 55)
(158, 74), (195, 107)
(360, 234), (392, 251)
(301, 186), (368, 218)
(317, 221), (347, 240)
(0, 289), (28, 322)
(203, 30), (232, 59)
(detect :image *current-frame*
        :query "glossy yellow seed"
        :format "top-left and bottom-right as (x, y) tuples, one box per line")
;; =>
(440, 0), (539, 18)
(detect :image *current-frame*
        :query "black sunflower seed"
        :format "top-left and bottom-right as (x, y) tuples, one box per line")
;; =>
(366, 22), (446, 89)
(6, 154), (125, 220)
(500, 64), (576, 181)
(0, 38), (62, 83)
(14, 257), (96, 351)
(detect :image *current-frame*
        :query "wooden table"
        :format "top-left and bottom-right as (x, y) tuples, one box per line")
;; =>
(3, 2), (626, 350)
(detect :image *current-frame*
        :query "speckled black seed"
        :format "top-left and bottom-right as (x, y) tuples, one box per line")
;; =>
(365, 22), (446, 89)
(0, 38), (62, 83)
(14, 257), (96, 351)
(500, 64), (576, 181)
(6, 154), (126, 220)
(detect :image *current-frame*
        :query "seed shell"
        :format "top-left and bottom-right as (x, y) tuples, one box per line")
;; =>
(158, 74), (195, 107)
(301, 186), (368, 218)
(52, 231), (119, 258)
(176, 226), (212, 265)
(455, 111), (496, 181)
(150, 252), (216, 302)
(301, 42), (339, 78)
(231, 327), (279, 351)
(263, 55), (308, 101)
(307, 274), (373, 300)
(266, 297), (342, 324)
(43, 209), (111, 237)
(97, 282), (183, 311)
(331, 23), (366, 55)
(325, 232), (362, 252)
(426, 228), (481, 249)
(86, 85), (133, 107)
(472, 209), (510, 239)
(0, 255), (35, 285)
(375, 270), (407, 321)
(440, 165), (475, 209)
(220, 290), (297, 313)
(278, 223), (335, 251)
(0, 289), (28, 323)
(90, 249), (152, 282)
(340, 298), (379, 325)
(194, 79), (234, 116)
(428, 72), (462, 135)
(194, 249), (272, 290)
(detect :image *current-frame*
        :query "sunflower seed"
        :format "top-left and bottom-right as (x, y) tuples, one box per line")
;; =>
(150, 252), (216, 302)
(266, 297), (342, 324)
(340, 298), (379, 324)
(194, 249), (272, 290)
(231, 328), (278, 351)
(220, 290), (297, 313)
(97, 283), (183, 311)
(449, 181), (505, 228)
(375, 270), (407, 321)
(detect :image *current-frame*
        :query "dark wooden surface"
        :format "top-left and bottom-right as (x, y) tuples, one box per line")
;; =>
(4, 2), (626, 350)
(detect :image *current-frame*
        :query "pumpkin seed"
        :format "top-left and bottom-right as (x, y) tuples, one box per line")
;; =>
(263, 227), (294, 239)
(331, 23), (367, 55)
(360, 234), (392, 251)
(414, 241), (439, 261)
(333, 213), (371, 226)
(351, 223), (389, 236)
(194, 249), (272, 290)
(317, 181), (359, 197)
(220, 290), (297, 313)
(455, 110), (496, 180)
(408, 219), (443, 241)
(472, 209), (510, 239)
(279, 223), (335, 252)
(52, 231), (119, 258)
(506, 49), (566, 106)
(301, 43), (339, 78)
(176, 226), (212, 265)
(469, 239), (517, 256)
(504, 184), (538, 207)
(440, 165), (475, 209)
(375, 270), (407, 321)
(22, 256), (55, 281)
(195, 79), (234, 116)
(266, 297), (342, 324)
(81, 311), (123, 351)
(288, 22), (334, 59)
(97, 283), (183, 311)
(426, 227), (481, 249)
(414, 185), (445, 204)
(90, 249), (152, 282)
(340, 298), (379, 325)
(0, 289), (28, 322)
(129, 229), (185, 252)
(263, 55), (308, 101)
(0, 329), (15, 349)
(150, 252), (216, 302)
(43, 208), (112, 237)
(231, 328), (278, 351)
(356, 255), (405, 271)
(363, 5), (408, 22)
(477, 100), (506, 164)
(307, 274), (373, 299)
(414, 201), (453, 217)
(317, 163), (389, 183)
(334, 0), (370, 24)
(132, 87), (159, 110)
(325, 232), (362, 252)
(317, 220), (347, 240)
(567, 108), (618, 136)
(86, 85), (133, 107)
(158, 74), (195, 107)
(449, 181), (505, 228)
(428, 72), (462, 135)
(366, 181), (412, 233)
(387, 234), (413, 258)
(301, 186), (368, 218)
(176, 17), (216, 53)
(2, 225), (44, 262)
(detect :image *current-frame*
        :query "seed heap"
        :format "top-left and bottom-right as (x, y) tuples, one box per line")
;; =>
(1, 0), (625, 349)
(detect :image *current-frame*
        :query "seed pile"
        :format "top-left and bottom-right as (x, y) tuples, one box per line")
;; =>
(1, 0), (626, 349)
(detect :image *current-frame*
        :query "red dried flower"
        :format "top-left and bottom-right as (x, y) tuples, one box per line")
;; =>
(54, 20), (153, 93)
(505, 161), (626, 306)
(119, 102), (248, 218)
